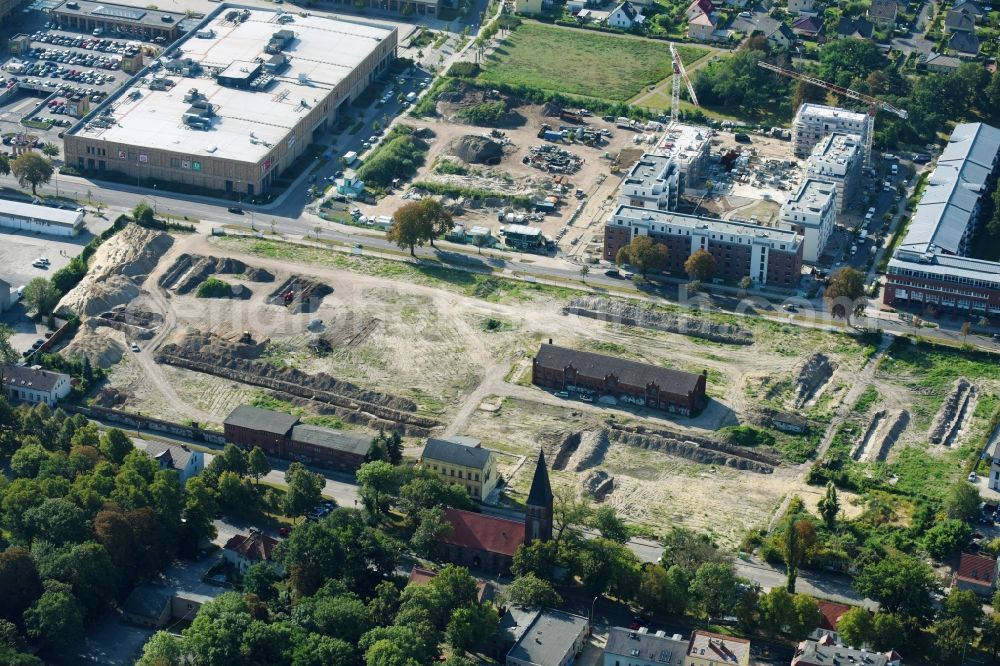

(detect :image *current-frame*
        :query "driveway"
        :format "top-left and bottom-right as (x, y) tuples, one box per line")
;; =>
(734, 555), (878, 610)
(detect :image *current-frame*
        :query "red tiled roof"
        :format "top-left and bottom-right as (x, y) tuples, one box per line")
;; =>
(817, 600), (851, 630)
(956, 552), (997, 586)
(224, 532), (278, 562)
(688, 0), (713, 14)
(439, 508), (525, 557)
(407, 566), (490, 603)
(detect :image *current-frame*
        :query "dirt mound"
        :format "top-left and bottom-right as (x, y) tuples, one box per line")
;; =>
(792, 353), (836, 408)
(863, 409), (909, 461)
(267, 277), (332, 314)
(581, 470), (615, 501)
(447, 135), (504, 165)
(563, 297), (752, 344)
(158, 253), (272, 294)
(244, 267), (275, 282)
(90, 386), (130, 408)
(61, 322), (126, 368)
(59, 224), (173, 317)
(541, 102), (561, 117)
(566, 429), (610, 472)
(930, 378), (976, 445)
(607, 423), (778, 473)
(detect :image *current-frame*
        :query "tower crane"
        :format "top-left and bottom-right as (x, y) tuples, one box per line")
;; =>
(756, 60), (908, 167)
(670, 44), (699, 126)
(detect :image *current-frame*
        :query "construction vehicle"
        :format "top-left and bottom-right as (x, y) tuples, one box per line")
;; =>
(239, 330), (254, 344)
(282, 288), (295, 305)
(559, 110), (585, 124)
(755, 61), (908, 167)
(669, 43), (699, 126)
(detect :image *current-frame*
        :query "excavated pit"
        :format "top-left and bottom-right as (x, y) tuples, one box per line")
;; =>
(793, 353), (836, 408)
(563, 297), (752, 344)
(267, 277), (333, 314)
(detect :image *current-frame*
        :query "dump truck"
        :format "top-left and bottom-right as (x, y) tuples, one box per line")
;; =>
(560, 110), (585, 124)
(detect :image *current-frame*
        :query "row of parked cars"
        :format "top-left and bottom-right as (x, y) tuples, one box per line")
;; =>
(30, 46), (124, 73)
(32, 31), (143, 57)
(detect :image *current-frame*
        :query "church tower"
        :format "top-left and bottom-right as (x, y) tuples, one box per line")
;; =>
(524, 450), (554, 544)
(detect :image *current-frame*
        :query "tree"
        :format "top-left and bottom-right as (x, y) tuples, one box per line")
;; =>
(409, 507), (451, 558)
(500, 573), (562, 609)
(247, 446), (270, 486)
(817, 482), (839, 530)
(579, 264), (590, 282)
(854, 553), (937, 619)
(824, 267), (866, 325)
(923, 519), (972, 560)
(945, 480), (981, 521)
(659, 526), (724, 576)
(24, 497), (88, 544)
(132, 202), (155, 224)
(41, 143), (59, 158)
(684, 248), (717, 282)
(356, 461), (400, 523)
(935, 616), (971, 663)
(389, 200), (446, 256)
(23, 580), (84, 655)
(136, 631), (184, 666)
(943, 588), (983, 636)
(11, 153), (54, 195)
(591, 505), (628, 543)
(282, 462), (324, 521)
(291, 633), (355, 666)
(219, 443), (249, 478)
(758, 587), (796, 636)
(0, 324), (19, 365)
(790, 595), (822, 640)
(0, 154), (9, 177)
(689, 561), (742, 618)
(372, 431), (403, 466)
(980, 613), (1000, 658)
(275, 521), (345, 596)
(836, 606), (874, 647)
(960, 321), (971, 343)
(511, 539), (561, 581)
(445, 604), (498, 653)
(292, 592), (372, 645)
(615, 235), (668, 277)
(100, 429), (133, 465)
(871, 613), (905, 651)
(0, 547), (42, 622)
(181, 593), (251, 666)
(792, 79), (827, 113)
(637, 564), (688, 616)
(553, 486), (590, 543)
(22, 278), (60, 316)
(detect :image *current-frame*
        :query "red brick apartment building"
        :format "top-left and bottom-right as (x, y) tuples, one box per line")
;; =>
(604, 205), (803, 288)
(531, 342), (707, 415)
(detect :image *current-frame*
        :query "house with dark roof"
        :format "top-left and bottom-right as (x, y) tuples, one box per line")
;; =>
(953, 552), (999, 595)
(952, 0), (985, 22)
(532, 342), (708, 415)
(793, 637), (900, 666)
(767, 22), (797, 49)
(607, 0), (645, 28)
(603, 627), (688, 666)
(924, 52), (962, 73)
(122, 584), (213, 628)
(507, 608), (590, 666)
(437, 452), (553, 573)
(1, 364), (71, 406)
(223, 405), (375, 471)
(835, 17), (874, 38)
(949, 30), (980, 54)
(142, 441), (204, 483)
(945, 8), (977, 33)
(867, 0), (897, 26)
(223, 530), (282, 574)
(792, 15), (824, 37)
(420, 436), (498, 501)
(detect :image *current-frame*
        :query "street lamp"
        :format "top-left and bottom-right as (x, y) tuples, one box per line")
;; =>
(589, 595), (598, 634)
(152, 183), (157, 216)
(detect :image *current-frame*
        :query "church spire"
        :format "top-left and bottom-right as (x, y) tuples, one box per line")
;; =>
(527, 450), (553, 508)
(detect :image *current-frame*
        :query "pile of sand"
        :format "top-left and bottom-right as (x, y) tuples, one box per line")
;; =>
(61, 320), (126, 367)
(59, 224), (173, 317)
(447, 135), (504, 165)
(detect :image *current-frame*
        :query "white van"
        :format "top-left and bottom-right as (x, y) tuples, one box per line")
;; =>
(891, 163), (898, 176)
(859, 230), (868, 242)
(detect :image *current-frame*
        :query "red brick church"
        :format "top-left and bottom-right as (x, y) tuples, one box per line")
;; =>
(436, 451), (553, 573)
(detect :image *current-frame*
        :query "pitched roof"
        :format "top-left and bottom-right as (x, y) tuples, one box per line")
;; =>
(534, 343), (703, 394)
(952, 0), (985, 15)
(688, 631), (750, 664)
(121, 584), (171, 620)
(422, 437), (493, 470)
(605, 627), (688, 661)
(949, 30), (980, 53)
(792, 15), (823, 33)
(439, 508), (525, 557)
(144, 441), (196, 472)
(946, 8), (977, 31)
(690, 12), (715, 26)
(687, 0), (713, 15)
(868, 0), (897, 20)
(770, 22), (796, 41)
(793, 639), (890, 666)
(614, 0), (640, 19)
(224, 531), (278, 562)
(956, 552), (997, 585)
(816, 600), (851, 630)
(835, 16), (874, 37)
(527, 451), (553, 508)
(406, 567), (491, 603)
(924, 52), (962, 69)
(289, 424), (373, 456)
(224, 405), (299, 436)
(0, 364), (68, 393)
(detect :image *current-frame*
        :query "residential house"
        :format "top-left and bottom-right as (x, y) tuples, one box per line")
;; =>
(788, 0), (816, 15)
(514, 0), (543, 14)
(686, 631), (751, 666)
(407, 567), (494, 604)
(437, 453), (553, 573)
(607, 0), (645, 28)
(945, 8), (977, 33)
(142, 441), (204, 484)
(685, 0), (713, 22)
(566, 0), (585, 12)
(792, 637), (901, 666)
(1, 364), (71, 406)
(223, 530), (281, 575)
(867, 0), (897, 27)
(952, 0), (985, 22)
(810, 600), (851, 642)
(603, 627), (688, 666)
(766, 22), (797, 49)
(779, 179), (837, 262)
(924, 52), (962, 73)
(792, 15), (824, 38)
(506, 609), (590, 666)
(952, 552), (999, 595)
(949, 31), (980, 54)
(122, 585), (213, 628)
(420, 436), (498, 502)
(834, 16), (875, 39)
(688, 11), (717, 40)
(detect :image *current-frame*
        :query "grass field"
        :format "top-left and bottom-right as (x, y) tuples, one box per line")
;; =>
(477, 22), (709, 102)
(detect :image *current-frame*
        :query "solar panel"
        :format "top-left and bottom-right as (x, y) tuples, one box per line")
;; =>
(91, 5), (147, 20)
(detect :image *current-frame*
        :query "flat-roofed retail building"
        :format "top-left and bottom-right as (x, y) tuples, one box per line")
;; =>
(51, 0), (187, 42)
(64, 6), (396, 196)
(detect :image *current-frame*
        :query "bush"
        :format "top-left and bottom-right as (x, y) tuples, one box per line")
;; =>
(456, 100), (509, 126)
(196, 277), (233, 298)
(356, 125), (428, 188)
(719, 425), (776, 448)
(411, 181), (533, 208)
(448, 62), (480, 78)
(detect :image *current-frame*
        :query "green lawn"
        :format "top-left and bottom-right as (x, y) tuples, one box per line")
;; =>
(477, 22), (709, 102)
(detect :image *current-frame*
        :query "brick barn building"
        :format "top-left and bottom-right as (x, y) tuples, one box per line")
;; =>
(222, 405), (374, 471)
(531, 342), (707, 415)
(436, 452), (553, 573)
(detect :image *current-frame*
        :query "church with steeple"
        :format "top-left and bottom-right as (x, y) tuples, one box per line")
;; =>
(435, 451), (553, 573)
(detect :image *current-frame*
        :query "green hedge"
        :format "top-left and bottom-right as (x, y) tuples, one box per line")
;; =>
(412, 181), (533, 208)
(356, 125), (428, 188)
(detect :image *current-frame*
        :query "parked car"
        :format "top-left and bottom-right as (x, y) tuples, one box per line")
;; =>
(555, 391), (569, 398)
(130, 342), (140, 352)
(969, 472), (978, 482)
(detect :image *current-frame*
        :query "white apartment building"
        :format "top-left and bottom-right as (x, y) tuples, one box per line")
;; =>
(793, 103), (869, 157)
(806, 133), (862, 215)
(1, 364), (72, 406)
(620, 153), (680, 211)
(651, 123), (712, 191)
(779, 179), (837, 262)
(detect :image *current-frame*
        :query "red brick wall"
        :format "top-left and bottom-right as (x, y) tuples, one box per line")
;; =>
(224, 424), (287, 457)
